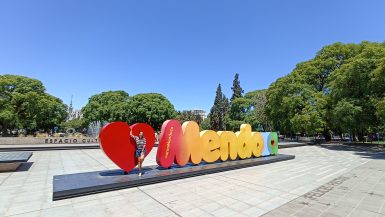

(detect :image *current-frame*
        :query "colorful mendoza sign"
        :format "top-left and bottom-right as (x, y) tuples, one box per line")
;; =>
(99, 120), (278, 173)
(53, 121), (284, 200)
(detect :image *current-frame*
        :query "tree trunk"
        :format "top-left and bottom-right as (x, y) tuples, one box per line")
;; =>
(1, 128), (9, 137)
(357, 131), (365, 142)
(323, 130), (331, 141)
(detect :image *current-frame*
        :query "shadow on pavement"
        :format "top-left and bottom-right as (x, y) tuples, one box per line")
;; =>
(15, 162), (34, 172)
(99, 167), (154, 176)
(316, 144), (385, 160)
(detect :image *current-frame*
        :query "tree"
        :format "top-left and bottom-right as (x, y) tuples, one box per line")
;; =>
(376, 98), (385, 131)
(330, 99), (362, 138)
(0, 104), (17, 135)
(127, 93), (177, 131)
(209, 84), (228, 131)
(82, 91), (177, 131)
(266, 74), (315, 135)
(0, 74), (67, 135)
(82, 91), (130, 124)
(371, 57), (385, 97)
(176, 111), (203, 125)
(266, 41), (385, 141)
(35, 94), (68, 131)
(60, 118), (87, 132)
(328, 43), (385, 139)
(245, 90), (271, 131)
(226, 98), (253, 131)
(290, 94), (326, 136)
(200, 117), (211, 130)
(230, 73), (244, 102)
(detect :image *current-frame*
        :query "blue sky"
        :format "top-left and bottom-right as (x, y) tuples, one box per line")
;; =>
(1, 0), (385, 113)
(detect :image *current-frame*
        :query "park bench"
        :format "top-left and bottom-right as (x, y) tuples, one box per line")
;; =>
(0, 152), (32, 172)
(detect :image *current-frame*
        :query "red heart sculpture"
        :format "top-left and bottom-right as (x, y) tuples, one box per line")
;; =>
(99, 122), (136, 172)
(271, 140), (275, 147)
(99, 122), (155, 172)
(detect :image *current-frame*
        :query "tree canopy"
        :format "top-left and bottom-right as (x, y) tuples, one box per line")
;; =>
(244, 89), (271, 131)
(230, 73), (244, 102)
(0, 75), (67, 135)
(82, 90), (130, 124)
(82, 91), (176, 131)
(265, 41), (385, 140)
(176, 110), (203, 125)
(5, 41), (385, 141)
(127, 93), (177, 131)
(209, 84), (229, 131)
(207, 75), (267, 132)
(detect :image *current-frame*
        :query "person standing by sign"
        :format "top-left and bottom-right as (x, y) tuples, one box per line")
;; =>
(130, 131), (146, 176)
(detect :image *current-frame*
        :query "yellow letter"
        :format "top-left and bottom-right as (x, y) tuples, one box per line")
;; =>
(250, 132), (264, 157)
(236, 124), (253, 159)
(218, 131), (238, 161)
(200, 130), (220, 163)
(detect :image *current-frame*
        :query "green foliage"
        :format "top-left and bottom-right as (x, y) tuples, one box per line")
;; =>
(224, 117), (245, 132)
(244, 89), (271, 131)
(228, 98), (251, 120)
(82, 90), (130, 124)
(60, 118), (87, 132)
(82, 91), (177, 131)
(230, 73), (244, 102)
(330, 99), (362, 133)
(290, 96), (326, 135)
(265, 75), (320, 134)
(225, 97), (258, 131)
(376, 98), (385, 131)
(176, 111), (203, 125)
(35, 94), (68, 131)
(209, 76), (268, 132)
(0, 75), (67, 135)
(200, 117), (211, 130)
(209, 84), (229, 131)
(127, 93), (177, 131)
(266, 41), (385, 140)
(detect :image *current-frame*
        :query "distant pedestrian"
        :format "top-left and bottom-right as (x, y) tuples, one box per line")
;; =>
(155, 132), (159, 143)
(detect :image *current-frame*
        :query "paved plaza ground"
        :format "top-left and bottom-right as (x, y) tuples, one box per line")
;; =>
(0, 144), (384, 217)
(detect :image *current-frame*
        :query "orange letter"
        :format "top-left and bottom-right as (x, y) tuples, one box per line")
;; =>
(175, 121), (202, 165)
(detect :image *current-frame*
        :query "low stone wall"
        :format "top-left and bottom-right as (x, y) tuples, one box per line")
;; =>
(0, 137), (99, 145)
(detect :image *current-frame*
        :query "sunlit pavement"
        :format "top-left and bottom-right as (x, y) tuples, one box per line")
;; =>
(0, 144), (384, 217)
(263, 145), (385, 217)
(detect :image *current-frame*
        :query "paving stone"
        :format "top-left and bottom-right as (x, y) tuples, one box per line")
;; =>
(0, 145), (384, 216)
(263, 144), (385, 217)
(349, 209), (379, 217)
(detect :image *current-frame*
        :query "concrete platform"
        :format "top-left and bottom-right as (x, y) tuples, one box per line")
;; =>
(0, 143), (100, 152)
(279, 142), (309, 149)
(0, 152), (32, 172)
(0, 143), (161, 152)
(2, 146), (382, 216)
(53, 154), (295, 200)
